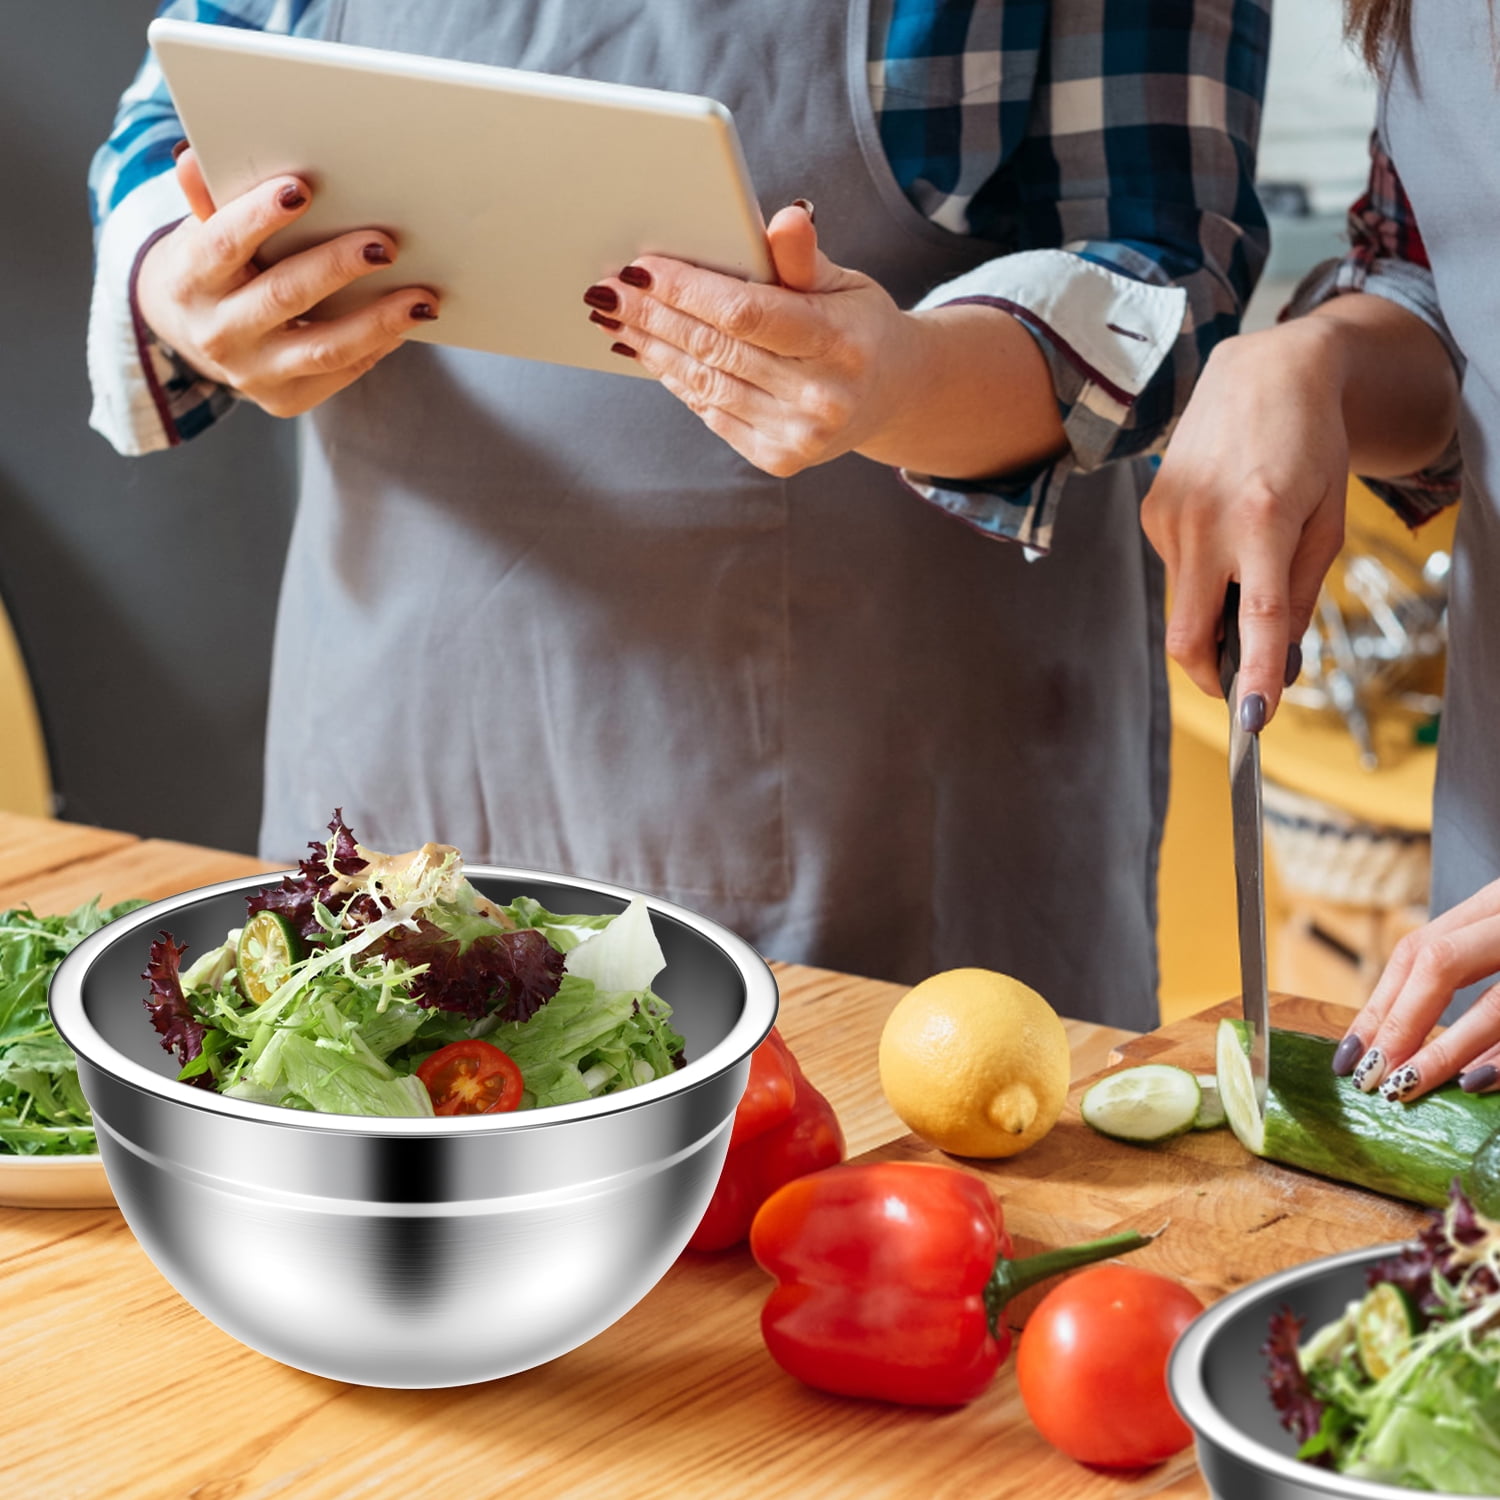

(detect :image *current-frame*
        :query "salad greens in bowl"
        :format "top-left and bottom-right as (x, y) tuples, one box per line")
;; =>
(1170, 1186), (1500, 1499)
(47, 814), (777, 1387)
(142, 813), (688, 1117)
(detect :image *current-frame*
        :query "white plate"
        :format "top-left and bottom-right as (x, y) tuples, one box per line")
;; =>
(0, 1154), (115, 1209)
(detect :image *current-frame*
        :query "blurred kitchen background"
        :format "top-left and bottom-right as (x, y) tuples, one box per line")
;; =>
(0, 2), (1453, 1018)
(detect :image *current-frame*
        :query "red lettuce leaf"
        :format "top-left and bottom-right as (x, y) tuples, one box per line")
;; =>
(375, 922), (564, 1022)
(141, 932), (215, 1089)
(1262, 1306), (1327, 1450)
(246, 808), (370, 943)
(1367, 1179), (1497, 1316)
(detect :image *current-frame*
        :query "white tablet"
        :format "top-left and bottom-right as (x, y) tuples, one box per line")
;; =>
(147, 19), (775, 378)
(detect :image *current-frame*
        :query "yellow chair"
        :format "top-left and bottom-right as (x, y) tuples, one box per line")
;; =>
(0, 594), (52, 818)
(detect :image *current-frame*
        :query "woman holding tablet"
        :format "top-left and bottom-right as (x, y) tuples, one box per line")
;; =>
(87, 0), (1268, 1029)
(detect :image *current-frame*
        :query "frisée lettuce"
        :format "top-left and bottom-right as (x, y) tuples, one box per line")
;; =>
(144, 812), (686, 1117)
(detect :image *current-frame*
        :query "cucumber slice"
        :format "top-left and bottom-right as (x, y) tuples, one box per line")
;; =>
(1192, 1072), (1227, 1131)
(1081, 1065), (1202, 1143)
(1355, 1282), (1418, 1379)
(1216, 1017), (1265, 1155)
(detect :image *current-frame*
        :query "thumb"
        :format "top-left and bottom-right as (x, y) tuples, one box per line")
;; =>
(766, 200), (858, 294)
(174, 146), (217, 222)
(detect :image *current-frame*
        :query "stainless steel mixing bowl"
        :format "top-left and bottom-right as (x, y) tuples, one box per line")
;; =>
(1170, 1242), (1473, 1500)
(49, 867), (777, 1388)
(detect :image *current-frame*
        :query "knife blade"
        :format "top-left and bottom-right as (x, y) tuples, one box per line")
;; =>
(1218, 584), (1270, 1113)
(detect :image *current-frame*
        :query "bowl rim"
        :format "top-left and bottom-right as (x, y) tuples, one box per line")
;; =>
(1169, 1239), (1461, 1500)
(48, 863), (778, 1136)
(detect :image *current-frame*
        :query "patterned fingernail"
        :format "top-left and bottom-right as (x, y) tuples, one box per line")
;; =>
(362, 242), (391, 265)
(1352, 1047), (1387, 1092)
(584, 284), (620, 313)
(1285, 642), (1303, 688)
(277, 184), (307, 211)
(172, 138), (190, 162)
(409, 303), (438, 322)
(793, 197), (816, 224)
(1461, 1065), (1498, 1094)
(1239, 692), (1268, 735)
(588, 310), (622, 331)
(1332, 1034), (1364, 1077)
(610, 341), (638, 359)
(619, 265), (653, 289)
(1380, 1064), (1420, 1103)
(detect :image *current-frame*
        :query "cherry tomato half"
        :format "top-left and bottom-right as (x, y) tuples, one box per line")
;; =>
(416, 1039), (525, 1116)
(1015, 1263), (1203, 1469)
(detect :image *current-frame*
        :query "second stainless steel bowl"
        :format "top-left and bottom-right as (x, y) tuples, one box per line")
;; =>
(49, 867), (778, 1388)
(1170, 1242), (1478, 1500)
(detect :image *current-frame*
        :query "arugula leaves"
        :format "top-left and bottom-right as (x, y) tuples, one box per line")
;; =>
(0, 898), (145, 1155)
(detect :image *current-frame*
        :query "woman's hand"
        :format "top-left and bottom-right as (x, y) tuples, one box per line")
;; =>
(1332, 880), (1500, 1101)
(578, 202), (1065, 482)
(1140, 319), (1351, 731)
(135, 147), (441, 419)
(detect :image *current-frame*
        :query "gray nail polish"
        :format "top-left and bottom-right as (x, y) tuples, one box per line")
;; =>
(1352, 1046), (1387, 1092)
(1332, 1033), (1364, 1076)
(1239, 692), (1267, 735)
(1380, 1064), (1420, 1102)
(1285, 642), (1303, 688)
(1461, 1064), (1498, 1094)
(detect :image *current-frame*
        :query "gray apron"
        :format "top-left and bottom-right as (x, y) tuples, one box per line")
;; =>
(261, 0), (1169, 1027)
(1385, 8), (1500, 1020)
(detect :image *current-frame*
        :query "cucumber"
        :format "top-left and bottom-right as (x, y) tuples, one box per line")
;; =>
(1192, 1073), (1227, 1131)
(1462, 1127), (1500, 1219)
(1080, 1065), (1201, 1143)
(1217, 1019), (1500, 1208)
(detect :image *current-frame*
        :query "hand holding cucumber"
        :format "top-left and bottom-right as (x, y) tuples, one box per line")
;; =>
(1331, 876), (1500, 1103)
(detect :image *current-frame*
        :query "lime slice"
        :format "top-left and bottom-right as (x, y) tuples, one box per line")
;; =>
(236, 911), (304, 1006)
(1355, 1282), (1418, 1379)
(1080, 1064), (1201, 1143)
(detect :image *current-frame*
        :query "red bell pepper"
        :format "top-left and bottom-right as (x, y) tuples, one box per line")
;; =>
(749, 1160), (1155, 1406)
(687, 1028), (845, 1252)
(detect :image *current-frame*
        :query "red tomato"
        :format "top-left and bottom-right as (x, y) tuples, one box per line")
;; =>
(1015, 1263), (1203, 1469)
(416, 1039), (524, 1115)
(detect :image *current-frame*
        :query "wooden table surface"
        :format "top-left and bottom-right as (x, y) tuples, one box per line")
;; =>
(0, 812), (1428, 1499)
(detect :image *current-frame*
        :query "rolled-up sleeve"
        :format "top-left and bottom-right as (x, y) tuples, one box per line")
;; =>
(1279, 129), (1462, 528)
(900, 0), (1271, 552)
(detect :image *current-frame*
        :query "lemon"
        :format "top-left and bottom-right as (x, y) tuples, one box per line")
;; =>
(878, 968), (1071, 1158)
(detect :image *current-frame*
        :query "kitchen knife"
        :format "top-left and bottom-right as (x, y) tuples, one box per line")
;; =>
(1219, 584), (1270, 1113)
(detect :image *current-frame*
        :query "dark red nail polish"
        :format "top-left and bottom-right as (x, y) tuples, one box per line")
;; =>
(277, 184), (307, 211)
(362, 243), (391, 266)
(619, 265), (653, 290)
(589, 310), (622, 331)
(172, 139), (190, 162)
(792, 197), (816, 224)
(610, 341), (638, 359)
(409, 302), (438, 321)
(584, 284), (620, 313)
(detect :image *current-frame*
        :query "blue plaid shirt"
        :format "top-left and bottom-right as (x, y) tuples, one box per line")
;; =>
(88, 0), (1269, 551)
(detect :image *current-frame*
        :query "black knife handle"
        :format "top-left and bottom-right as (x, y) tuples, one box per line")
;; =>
(1218, 582), (1241, 703)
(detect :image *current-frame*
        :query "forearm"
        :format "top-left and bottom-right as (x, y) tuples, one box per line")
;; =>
(852, 304), (1067, 480)
(1298, 293), (1460, 478)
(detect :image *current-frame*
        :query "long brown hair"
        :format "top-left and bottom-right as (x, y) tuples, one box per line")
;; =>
(1345, 0), (1411, 69)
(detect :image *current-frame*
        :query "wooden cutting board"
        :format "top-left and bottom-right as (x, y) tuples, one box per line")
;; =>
(0, 813), (1435, 1500)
